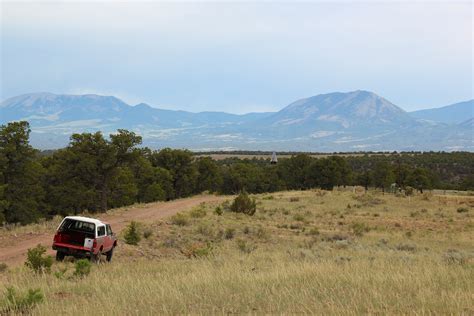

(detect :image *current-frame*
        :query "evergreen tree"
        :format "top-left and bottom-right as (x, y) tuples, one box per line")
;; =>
(460, 175), (474, 191)
(0, 122), (45, 224)
(277, 154), (312, 190)
(372, 161), (395, 193)
(406, 168), (432, 193)
(356, 170), (373, 191)
(151, 149), (198, 198)
(108, 167), (138, 208)
(305, 158), (343, 190)
(0, 150), (8, 223)
(44, 130), (142, 214)
(195, 157), (222, 193)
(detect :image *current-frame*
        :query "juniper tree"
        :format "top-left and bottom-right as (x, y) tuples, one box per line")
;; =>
(0, 122), (45, 224)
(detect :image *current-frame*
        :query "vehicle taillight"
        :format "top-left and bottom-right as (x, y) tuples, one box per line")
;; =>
(92, 239), (97, 250)
(53, 233), (60, 243)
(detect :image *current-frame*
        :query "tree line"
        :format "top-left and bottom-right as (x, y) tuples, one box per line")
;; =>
(1, 121), (473, 225)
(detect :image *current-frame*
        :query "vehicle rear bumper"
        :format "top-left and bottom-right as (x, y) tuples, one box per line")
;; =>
(53, 242), (94, 257)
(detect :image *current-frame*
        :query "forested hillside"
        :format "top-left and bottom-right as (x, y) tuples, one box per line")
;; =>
(1, 121), (473, 225)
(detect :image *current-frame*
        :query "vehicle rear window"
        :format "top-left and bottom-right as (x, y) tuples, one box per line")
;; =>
(97, 225), (106, 237)
(59, 219), (95, 234)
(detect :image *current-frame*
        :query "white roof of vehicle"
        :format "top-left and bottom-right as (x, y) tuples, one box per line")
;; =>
(64, 216), (105, 226)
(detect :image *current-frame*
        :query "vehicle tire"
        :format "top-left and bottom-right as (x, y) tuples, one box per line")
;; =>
(56, 251), (65, 261)
(92, 251), (101, 263)
(106, 247), (114, 262)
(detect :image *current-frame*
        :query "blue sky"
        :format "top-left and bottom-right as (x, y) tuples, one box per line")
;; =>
(1, 1), (472, 113)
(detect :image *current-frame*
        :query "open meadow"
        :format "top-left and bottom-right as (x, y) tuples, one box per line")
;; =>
(0, 189), (473, 315)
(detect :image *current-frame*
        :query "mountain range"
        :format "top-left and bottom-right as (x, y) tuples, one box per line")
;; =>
(1, 90), (472, 151)
(409, 100), (474, 125)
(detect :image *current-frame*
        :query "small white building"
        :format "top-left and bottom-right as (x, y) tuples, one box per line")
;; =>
(271, 151), (278, 164)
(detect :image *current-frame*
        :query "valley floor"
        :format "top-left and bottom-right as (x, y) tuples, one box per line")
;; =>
(1, 189), (473, 314)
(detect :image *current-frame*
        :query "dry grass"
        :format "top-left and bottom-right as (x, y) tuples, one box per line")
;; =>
(1, 189), (473, 315)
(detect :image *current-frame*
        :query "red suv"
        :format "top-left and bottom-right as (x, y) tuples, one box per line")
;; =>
(52, 216), (117, 262)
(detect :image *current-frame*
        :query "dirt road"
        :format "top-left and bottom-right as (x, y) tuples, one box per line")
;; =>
(0, 194), (228, 266)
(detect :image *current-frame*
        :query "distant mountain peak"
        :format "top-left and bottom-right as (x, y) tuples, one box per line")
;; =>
(269, 90), (409, 129)
(0, 92), (131, 124)
(134, 102), (152, 109)
(1, 92), (127, 107)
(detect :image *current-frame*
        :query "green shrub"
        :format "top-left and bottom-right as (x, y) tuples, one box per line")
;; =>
(323, 234), (349, 242)
(443, 249), (468, 265)
(224, 228), (235, 240)
(230, 191), (257, 216)
(350, 222), (370, 236)
(457, 207), (469, 213)
(143, 228), (153, 239)
(196, 224), (214, 237)
(73, 259), (92, 278)
(192, 243), (212, 257)
(124, 221), (141, 245)
(170, 213), (188, 226)
(54, 266), (69, 280)
(293, 213), (305, 222)
(307, 227), (320, 236)
(3, 287), (44, 313)
(0, 262), (7, 273)
(255, 227), (268, 239)
(182, 242), (213, 258)
(190, 207), (207, 218)
(221, 200), (231, 211)
(236, 239), (256, 254)
(289, 223), (302, 230)
(395, 243), (417, 252)
(25, 244), (53, 273)
(214, 206), (223, 216)
(290, 197), (300, 202)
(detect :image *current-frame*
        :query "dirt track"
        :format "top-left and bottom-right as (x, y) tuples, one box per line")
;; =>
(0, 194), (228, 266)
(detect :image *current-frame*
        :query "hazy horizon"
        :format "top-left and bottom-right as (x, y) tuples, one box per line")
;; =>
(2, 89), (472, 115)
(1, 1), (472, 114)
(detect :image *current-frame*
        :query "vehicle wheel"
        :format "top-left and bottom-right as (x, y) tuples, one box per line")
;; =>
(92, 251), (102, 263)
(56, 251), (65, 261)
(106, 247), (114, 262)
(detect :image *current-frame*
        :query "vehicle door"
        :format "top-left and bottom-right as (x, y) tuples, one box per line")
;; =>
(104, 224), (114, 251)
(96, 225), (107, 253)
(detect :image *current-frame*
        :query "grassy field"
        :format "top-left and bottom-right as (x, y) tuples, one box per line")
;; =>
(1, 189), (473, 314)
